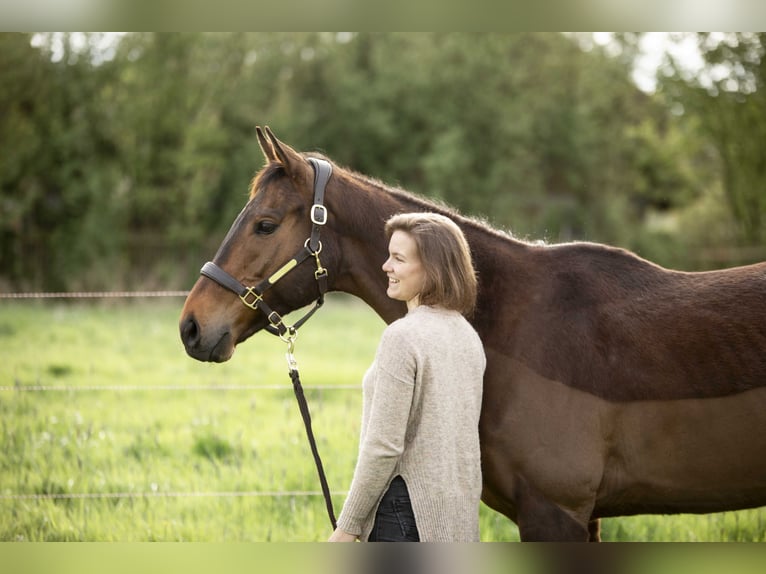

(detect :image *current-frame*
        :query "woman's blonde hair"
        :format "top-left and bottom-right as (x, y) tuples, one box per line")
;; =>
(385, 212), (478, 317)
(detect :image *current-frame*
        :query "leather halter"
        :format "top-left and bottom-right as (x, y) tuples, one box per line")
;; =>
(200, 158), (333, 339)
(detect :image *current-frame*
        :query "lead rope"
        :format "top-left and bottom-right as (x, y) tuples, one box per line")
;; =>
(284, 333), (338, 530)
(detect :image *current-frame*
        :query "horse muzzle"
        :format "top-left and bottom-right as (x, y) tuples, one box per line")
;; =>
(179, 313), (235, 363)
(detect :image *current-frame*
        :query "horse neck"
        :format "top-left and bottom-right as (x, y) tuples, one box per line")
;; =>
(324, 169), (533, 326)
(325, 172), (408, 323)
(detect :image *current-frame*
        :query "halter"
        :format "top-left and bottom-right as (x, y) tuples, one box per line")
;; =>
(198, 157), (338, 530)
(199, 158), (332, 341)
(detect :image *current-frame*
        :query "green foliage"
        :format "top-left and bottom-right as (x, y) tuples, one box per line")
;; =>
(659, 33), (766, 246)
(1, 33), (764, 291)
(0, 33), (127, 289)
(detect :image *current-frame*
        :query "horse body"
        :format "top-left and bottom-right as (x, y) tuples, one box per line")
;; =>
(468, 235), (766, 538)
(180, 128), (766, 540)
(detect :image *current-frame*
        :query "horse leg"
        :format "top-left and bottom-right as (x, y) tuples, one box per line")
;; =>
(515, 477), (590, 541)
(588, 518), (601, 542)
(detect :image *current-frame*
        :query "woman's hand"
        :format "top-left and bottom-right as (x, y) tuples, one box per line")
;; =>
(328, 528), (358, 542)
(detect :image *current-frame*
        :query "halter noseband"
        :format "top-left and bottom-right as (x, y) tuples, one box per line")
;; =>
(199, 157), (333, 340)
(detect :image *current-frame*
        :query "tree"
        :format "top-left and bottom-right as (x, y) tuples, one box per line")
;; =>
(1, 32), (730, 288)
(662, 33), (766, 245)
(0, 33), (125, 289)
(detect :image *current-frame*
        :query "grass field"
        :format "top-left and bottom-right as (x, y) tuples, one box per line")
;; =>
(1, 296), (764, 541)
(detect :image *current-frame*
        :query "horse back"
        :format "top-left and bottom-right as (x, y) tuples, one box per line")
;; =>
(503, 242), (766, 401)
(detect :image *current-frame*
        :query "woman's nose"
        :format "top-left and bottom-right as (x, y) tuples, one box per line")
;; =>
(382, 258), (392, 272)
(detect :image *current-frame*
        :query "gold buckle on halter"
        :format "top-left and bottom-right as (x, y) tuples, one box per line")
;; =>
(240, 287), (263, 310)
(268, 311), (285, 332)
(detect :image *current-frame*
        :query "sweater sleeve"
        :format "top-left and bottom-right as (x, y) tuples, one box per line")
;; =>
(336, 326), (417, 536)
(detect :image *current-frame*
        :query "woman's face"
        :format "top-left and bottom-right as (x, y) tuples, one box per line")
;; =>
(382, 230), (426, 311)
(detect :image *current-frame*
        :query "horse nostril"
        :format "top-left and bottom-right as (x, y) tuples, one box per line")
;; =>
(180, 315), (200, 348)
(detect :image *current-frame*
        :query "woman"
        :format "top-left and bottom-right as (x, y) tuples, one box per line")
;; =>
(329, 212), (486, 542)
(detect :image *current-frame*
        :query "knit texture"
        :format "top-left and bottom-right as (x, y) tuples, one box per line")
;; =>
(336, 305), (486, 541)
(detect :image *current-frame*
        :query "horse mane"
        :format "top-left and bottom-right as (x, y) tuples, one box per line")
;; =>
(327, 156), (534, 248)
(249, 152), (539, 251)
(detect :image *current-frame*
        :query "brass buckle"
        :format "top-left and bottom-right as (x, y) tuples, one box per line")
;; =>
(268, 311), (285, 333)
(313, 250), (327, 280)
(240, 287), (263, 310)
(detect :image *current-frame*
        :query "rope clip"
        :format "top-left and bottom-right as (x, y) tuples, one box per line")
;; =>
(282, 329), (298, 373)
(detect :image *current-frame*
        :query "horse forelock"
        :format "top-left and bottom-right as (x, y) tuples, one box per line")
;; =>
(249, 162), (286, 199)
(249, 152), (334, 199)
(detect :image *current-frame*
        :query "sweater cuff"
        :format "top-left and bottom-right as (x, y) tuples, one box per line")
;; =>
(337, 488), (378, 537)
(335, 515), (363, 537)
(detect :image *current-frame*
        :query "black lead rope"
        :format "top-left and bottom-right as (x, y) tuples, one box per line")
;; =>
(285, 343), (338, 530)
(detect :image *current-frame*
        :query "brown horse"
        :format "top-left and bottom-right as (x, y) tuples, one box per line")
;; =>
(180, 127), (766, 541)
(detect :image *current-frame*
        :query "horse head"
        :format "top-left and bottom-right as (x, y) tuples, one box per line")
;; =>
(179, 127), (339, 362)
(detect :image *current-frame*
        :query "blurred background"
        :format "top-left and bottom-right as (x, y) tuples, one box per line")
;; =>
(1, 32), (765, 291)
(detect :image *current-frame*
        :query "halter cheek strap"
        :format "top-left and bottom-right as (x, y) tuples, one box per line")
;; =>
(199, 158), (332, 339)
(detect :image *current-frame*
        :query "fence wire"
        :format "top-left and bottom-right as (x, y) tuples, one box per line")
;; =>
(0, 384), (360, 392)
(0, 490), (346, 501)
(1, 289), (356, 507)
(0, 290), (189, 299)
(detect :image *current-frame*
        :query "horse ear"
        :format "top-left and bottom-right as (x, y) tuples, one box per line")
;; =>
(256, 126), (277, 162)
(264, 126), (311, 184)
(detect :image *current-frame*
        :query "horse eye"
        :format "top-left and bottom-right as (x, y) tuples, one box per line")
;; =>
(254, 221), (278, 235)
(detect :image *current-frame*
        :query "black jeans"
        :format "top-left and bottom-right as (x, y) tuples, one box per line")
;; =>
(368, 476), (420, 542)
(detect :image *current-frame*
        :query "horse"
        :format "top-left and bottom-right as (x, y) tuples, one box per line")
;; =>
(179, 127), (766, 541)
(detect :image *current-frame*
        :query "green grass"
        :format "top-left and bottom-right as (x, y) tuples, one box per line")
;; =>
(0, 296), (763, 541)
(0, 295), (376, 541)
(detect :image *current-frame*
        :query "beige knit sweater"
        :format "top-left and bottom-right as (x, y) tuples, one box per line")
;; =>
(336, 305), (486, 542)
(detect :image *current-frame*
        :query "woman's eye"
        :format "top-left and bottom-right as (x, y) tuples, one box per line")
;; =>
(254, 221), (278, 235)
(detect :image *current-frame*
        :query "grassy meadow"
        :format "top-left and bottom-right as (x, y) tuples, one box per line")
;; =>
(0, 296), (764, 542)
